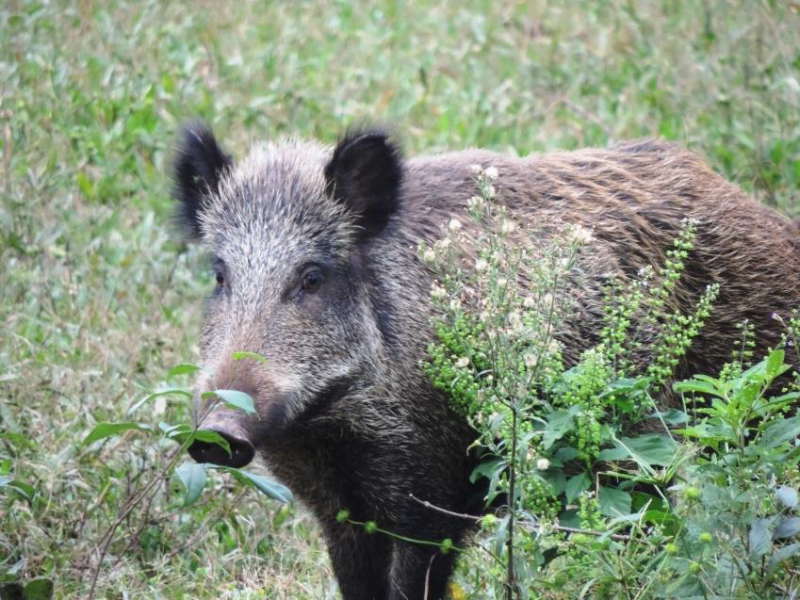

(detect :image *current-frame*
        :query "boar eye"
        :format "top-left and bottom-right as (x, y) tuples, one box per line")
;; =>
(301, 269), (323, 294)
(212, 258), (227, 291)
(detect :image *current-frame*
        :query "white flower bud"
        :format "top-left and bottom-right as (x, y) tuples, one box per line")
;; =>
(448, 218), (462, 231)
(485, 166), (499, 180)
(475, 258), (488, 272)
(500, 220), (515, 234)
(456, 357), (469, 369)
(536, 458), (550, 470)
(468, 195), (484, 211)
(423, 249), (436, 263)
(431, 284), (447, 299)
(570, 224), (594, 245)
(469, 164), (482, 174)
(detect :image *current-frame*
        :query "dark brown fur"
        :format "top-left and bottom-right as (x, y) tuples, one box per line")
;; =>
(174, 126), (800, 599)
(404, 141), (800, 378)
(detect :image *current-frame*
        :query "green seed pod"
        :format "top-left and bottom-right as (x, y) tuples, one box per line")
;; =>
(440, 538), (453, 554)
(683, 487), (701, 501)
(481, 514), (497, 528)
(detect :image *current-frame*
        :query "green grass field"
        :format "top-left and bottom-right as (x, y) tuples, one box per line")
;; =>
(2, 1), (800, 598)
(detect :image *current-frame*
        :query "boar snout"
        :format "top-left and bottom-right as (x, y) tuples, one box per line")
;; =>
(188, 405), (255, 469)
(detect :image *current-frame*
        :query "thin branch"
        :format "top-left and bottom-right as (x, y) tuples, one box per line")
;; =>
(423, 554), (436, 600)
(164, 488), (249, 561)
(408, 493), (630, 541)
(86, 446), (184, 600)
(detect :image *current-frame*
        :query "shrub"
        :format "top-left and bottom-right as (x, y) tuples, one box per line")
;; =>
(423, 169), (800, 599)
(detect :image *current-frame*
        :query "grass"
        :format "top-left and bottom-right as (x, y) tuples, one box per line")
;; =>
(1, 0), (799, 598)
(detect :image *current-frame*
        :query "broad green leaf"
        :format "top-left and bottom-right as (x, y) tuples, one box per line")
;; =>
(762, 416), (800, 450)
(598, 486), (631, 517)
(470, 458), (504, 484)
(232, 351), (268, 363)
(204, 390), (256, 415)
(766, 349), (786, 379)
(227, 469), (293, 503)
(611, 434), (678, 467)
(22, 578), (53, 600)
(167, 363), (200, 378)
(774, 517), (800, 540)
(543, 469), (567, 497)
(554, 446), (579, 462)
(1, 431), (35, 451)
(470, 458), (505, 505)
(769, 542), (800, 574)
(565, 472), (590, 503)
(598, 446), (628, 462)
(83, 422), (151, 446)
(128, 387), (193, 415)
(175, 461), (207, 507)
(777, 486), (799, 509)
(607, 509), (646, 526)
(192, 430), (232, 456)
(608, 377), (651, 391)
(754, 392), (800, 416)
(542, 410), (575, 450)
(740, 359), (768, 382)
(642, 509), (679, 533)
(749, 517), (772, 555)
(648, 408), (689, 425)
(558, 509), (580, 530)
(0, 478), (35, 500)
(672, 379), (721, 397)
(158, 423), (232, 456)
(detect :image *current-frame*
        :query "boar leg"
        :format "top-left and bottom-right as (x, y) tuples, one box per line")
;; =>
(323, 521), (392, 600)
(387, 541), (456, 600)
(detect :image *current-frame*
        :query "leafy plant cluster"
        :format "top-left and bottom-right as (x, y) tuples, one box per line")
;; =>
(1, 357), (291, 600)
(423, 170), (800, 599)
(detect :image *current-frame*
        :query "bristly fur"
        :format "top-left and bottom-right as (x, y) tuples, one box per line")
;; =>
(172, 121), (233, 239)
(172, 124), (800, 600)
(324, 127), (403, 240)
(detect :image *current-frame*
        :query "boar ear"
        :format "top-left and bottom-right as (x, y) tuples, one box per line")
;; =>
(172, 122), (233, 239)
(324, 128), (402, 240)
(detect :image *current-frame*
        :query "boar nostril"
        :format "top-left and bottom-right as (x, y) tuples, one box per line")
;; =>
(188, 430), (255, 469)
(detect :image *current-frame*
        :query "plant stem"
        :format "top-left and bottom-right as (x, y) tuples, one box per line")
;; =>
(506, 403), (517, 600)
